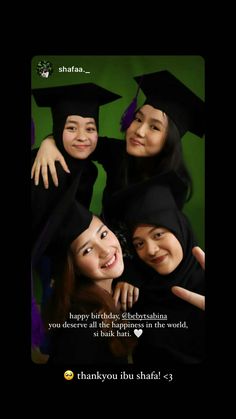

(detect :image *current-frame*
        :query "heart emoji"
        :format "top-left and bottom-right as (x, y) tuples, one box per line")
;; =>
(134, 329), (143, 338)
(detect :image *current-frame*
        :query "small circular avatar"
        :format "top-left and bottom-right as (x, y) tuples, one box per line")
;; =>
(36, 61), (53, 78)
(64, 370), (74, 380)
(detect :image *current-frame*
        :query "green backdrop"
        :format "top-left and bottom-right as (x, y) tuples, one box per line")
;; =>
(31, 55), (205, 249)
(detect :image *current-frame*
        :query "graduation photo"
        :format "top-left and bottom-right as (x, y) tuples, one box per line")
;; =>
(31, 55), (205, 375)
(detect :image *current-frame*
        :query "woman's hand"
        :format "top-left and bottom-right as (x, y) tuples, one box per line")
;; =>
(113, 282), (139, 312)
(171, 286), (205, 310)
(31, 137), (70, 188)
(171, 246), (205, 310)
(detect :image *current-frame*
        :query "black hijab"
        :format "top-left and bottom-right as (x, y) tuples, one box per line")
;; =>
(119, 171), (205, 364)
(130, 209), (204, 302)
(129, 210), (205, 365)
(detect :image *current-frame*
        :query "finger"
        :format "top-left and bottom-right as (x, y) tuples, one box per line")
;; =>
(41, 164), (49, 189)
(121, 287), (128, 312)
(183, 289), (205, 310)
(127, 289), (134, 309)
(192, 246), (205, 264)
(171, 286), (205, 311)
(133, 287), (139, 304)
(113, 287), (121, 307)
(34, 164), (40, 186)
(192, 246), (205, 270)
(58, 156), (70, 173)
(48, 162), (59, 187)
(31, 162), (36, 179)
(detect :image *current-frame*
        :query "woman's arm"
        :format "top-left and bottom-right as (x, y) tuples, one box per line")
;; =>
(31, 137), (70, 188)
(31, 136), (123, 189)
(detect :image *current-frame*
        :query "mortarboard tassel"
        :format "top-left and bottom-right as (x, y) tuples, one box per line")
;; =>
(120, 78), (143, 132)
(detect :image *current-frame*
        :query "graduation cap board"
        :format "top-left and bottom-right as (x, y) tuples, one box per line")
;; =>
(32, 83), (121, 129)
(107, 171), (190, 245)
(120, 70), (205, 138)
(104, 170), (188, 227)
(134, 70), (205, 138)
(32, 171), (93, 267)
(47, 200), (93, 259)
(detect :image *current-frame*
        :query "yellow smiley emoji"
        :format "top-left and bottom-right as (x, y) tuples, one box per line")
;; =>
(64, 370), (74, 380)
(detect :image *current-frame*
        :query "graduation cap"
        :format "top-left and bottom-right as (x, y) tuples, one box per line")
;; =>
(104, 170), (187, 226)
(32, 172), (93, 267)
(48, 200), (93, 258)
(108, 171), (188, 243)
(134, 70), (205, 138)
(32, 82), (121, 131)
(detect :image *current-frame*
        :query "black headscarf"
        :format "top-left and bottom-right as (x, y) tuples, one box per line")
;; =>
(128, 209), (205, 365)
(32, 83), (121, 175)
(117, 171), (205, 364)
(129, 209), (203, 299)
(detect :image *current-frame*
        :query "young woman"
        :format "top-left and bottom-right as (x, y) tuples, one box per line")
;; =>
(43, 201), (136, 364)
(31, 83), (121, 350)
(31, 83), (121, 247)
(111, 171), (205, 365)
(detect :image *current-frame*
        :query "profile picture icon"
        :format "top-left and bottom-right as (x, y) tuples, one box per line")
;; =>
(37, 60), (53, 78)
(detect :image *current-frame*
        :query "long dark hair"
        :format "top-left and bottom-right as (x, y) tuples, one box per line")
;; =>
(118, 115), (192, 204)
(43, 250), (136, 358)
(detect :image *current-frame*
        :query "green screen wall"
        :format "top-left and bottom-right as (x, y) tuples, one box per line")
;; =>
(32, 55), (205, 249)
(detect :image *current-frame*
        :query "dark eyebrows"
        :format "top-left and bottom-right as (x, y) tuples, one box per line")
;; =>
(76, 223), (105, 254)
(96, 223), (105, 234)
(132, 226), (162, 241)
(150, 118), (164, 126)
(135, 109), (144, 117)
(135, 109), (165, 126)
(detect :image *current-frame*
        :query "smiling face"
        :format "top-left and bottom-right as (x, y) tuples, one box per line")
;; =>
(70, 216), (124, 290)
(62, 115), (98, 159)
(132, 224), (183, 275)
(125, 104), (168, 157)
(64, 370), (74, 380)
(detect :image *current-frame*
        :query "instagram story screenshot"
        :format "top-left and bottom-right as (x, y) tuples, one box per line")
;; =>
(31, 55), (205, 386)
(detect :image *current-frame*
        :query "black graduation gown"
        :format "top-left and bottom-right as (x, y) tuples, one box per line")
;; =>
(131, 265), (205, 365)
(90, 136), (126, 209)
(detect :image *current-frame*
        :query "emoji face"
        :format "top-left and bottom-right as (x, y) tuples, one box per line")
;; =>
(64, 370), (74, 380)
